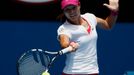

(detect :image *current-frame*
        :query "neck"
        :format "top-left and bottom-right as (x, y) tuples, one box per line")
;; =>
(67, 16), (82, 25)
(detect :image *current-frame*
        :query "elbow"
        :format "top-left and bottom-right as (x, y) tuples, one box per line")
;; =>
(104, 22), (114, 30)
(106, 20), (116, 30)
(102, 25), (112, 30)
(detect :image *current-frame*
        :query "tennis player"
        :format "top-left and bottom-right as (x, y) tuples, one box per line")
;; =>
(57, 0), (119, 75)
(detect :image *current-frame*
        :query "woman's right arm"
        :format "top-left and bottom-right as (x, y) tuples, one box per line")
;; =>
(59, 34), (70, 48)
(59, 34), (79, 52)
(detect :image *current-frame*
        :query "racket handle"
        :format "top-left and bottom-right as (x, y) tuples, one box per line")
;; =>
(58, 46), (72, 55)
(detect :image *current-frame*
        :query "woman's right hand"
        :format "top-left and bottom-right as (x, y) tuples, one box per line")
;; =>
(69, 42), (79, 52)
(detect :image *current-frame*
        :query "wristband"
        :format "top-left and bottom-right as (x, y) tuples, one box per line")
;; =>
(111, 11), (118, 16)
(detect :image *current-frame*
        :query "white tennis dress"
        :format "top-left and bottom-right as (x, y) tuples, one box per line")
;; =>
(57, 13), (99, 74)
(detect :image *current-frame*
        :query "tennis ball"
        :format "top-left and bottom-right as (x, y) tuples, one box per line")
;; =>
(42, 71), (50, 75)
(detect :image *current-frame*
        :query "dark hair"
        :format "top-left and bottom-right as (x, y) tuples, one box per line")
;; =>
(56, 13), (66, 23)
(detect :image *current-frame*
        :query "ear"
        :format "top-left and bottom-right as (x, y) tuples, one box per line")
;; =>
(77, 5), (81, 9)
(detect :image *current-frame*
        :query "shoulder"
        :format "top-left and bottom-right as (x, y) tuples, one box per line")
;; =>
(57, 24), (64, 32)
(57, 22), (68, 32)
(58, 21), (74, 30)
(82, 13), (96, 19)
(82, 13), (96, 21)
(82, 13), (97, 26)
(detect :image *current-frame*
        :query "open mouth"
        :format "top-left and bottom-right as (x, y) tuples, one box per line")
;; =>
(70, 14), (77, 18)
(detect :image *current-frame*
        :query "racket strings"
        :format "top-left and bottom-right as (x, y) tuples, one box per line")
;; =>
(34, 50), (51, 68)
(17, 49), (51, 75)
(39, 51), (50, 67)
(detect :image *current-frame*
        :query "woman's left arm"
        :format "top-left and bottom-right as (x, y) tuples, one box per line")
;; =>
(97, 0), (119, 30)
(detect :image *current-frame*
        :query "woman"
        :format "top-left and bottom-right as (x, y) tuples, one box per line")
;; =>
(57, 0), (119, 75)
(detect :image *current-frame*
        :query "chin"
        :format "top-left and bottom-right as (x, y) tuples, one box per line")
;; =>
(16, 0), (58, 5)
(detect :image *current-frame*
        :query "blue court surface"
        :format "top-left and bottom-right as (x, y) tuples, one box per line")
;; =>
(124, 71), (134, 75)
(0, 21), (134, 75)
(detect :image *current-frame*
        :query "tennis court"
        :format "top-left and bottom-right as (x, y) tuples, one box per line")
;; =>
(0, 21), (133, 75)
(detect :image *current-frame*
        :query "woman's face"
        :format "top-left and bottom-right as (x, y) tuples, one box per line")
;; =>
(63, 5), (81, 22)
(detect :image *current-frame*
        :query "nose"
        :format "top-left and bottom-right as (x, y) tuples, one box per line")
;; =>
(67, 9), (75, 14)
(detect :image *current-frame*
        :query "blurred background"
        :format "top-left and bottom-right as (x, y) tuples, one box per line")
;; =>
(0, 0), (134, 75)
(0, 0), (133, 22)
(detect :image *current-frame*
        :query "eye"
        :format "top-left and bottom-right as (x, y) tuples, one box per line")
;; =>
(72, 6), (76, 10)
(64, 6), (77, 12)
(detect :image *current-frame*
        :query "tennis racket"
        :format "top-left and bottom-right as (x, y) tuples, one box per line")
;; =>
(17, 46), (72, 75)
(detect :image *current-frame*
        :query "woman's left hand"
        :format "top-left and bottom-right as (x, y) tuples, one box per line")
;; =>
(103, 0), (119, 12)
